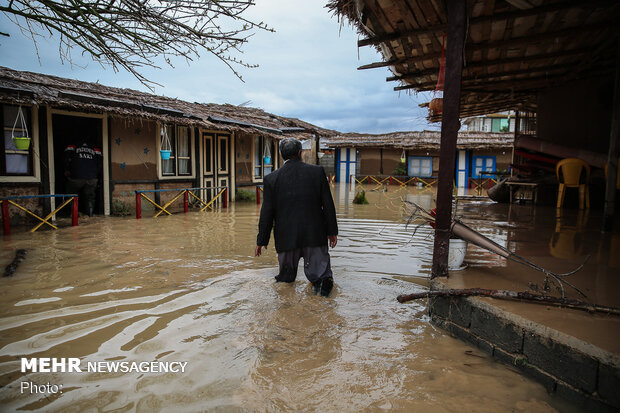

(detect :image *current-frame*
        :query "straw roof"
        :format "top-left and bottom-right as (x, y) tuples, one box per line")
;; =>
(0, 66), (337, 140)
(327, 1), (620, 121)
(324, 130), (513, 150)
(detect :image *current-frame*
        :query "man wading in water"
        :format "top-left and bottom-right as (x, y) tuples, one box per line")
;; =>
(255, 138), (338, 297)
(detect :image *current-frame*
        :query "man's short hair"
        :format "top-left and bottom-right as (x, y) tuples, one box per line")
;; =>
(279, 138), (302, 160)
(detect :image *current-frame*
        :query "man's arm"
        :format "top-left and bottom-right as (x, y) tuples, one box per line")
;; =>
(256, 179), (275, 254)
(320, 168), (338, 241)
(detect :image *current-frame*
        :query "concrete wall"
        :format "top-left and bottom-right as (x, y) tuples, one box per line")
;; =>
(0, 184), (43, 223)
(319, 151), (335, 175)
(429, 290), (620, 413)
(110, 117), (158, 181)
(384, 149), (404, 175)
(359, 148), (381, 175)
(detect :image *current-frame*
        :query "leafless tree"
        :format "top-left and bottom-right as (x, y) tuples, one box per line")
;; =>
(1, 0), (273, 87)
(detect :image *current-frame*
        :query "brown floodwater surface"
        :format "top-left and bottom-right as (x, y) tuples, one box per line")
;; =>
(0, 184), (582, 412)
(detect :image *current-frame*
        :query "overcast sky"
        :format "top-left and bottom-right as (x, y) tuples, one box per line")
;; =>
(0, 0), (438, 134)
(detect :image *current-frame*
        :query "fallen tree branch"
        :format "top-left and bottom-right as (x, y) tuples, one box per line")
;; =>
(397, 288), (620, 316)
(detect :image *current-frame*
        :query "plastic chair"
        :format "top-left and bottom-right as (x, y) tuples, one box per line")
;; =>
(556, 158), (590, 209)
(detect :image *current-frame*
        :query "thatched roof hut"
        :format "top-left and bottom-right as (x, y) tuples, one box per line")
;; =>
(327, 1), (620, 122)
(325, 130), (513, 150)
(0, 66), (337, 140)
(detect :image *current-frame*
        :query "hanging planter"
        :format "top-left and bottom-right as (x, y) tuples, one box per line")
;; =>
(263, 140), (272, 165)
(400, 148), (406, 163)
(160, 125), (172, 160)
(429, 98), (443, 114)
(12, 106), (31, 150)
(429, 33), (446, 117)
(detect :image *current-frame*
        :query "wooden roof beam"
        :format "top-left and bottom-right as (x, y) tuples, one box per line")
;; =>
(357, 0), (612, 47)
(387, 61), (579, 83)
(390, 47), (592, 88)
(397, 75), (561, 92)
(360, 20), (615, 71)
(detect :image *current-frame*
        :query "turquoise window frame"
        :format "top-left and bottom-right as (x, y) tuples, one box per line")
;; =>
(408, 156), (433, 178)
(472, 156), (496, 178)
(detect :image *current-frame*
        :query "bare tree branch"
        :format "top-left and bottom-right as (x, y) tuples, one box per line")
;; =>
(1, 0), (274, 88)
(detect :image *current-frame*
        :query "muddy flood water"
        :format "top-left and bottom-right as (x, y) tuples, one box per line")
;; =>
(0, 184), (583, 412)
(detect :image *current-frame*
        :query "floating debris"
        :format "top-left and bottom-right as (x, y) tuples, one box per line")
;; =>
(404, 201), (588, 299)
(4, 249), (27, 277)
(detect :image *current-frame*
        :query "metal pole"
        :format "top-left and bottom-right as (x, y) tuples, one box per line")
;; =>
(256, 186), (261, 204)
(184, 191), (189, 214)
(71, 197), (79, 226)
(2, 201), (10, 235)
(135, 192), (142, 219)
(432, 0), (466, 279)
(223, 188), (228, 209)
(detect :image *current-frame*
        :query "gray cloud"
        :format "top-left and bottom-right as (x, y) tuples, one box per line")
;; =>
(0, 1), (437, 134)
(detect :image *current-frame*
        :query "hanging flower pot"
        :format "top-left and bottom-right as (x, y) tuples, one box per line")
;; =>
(400, 148), (406, 163)
(263, 140), (272, 165)
(12, 106), (30, 150)
(160, 125), (172, 160)
(13, 136), (31, 150)
(428, 34), (446, 117)
(429, 98), (443, 114)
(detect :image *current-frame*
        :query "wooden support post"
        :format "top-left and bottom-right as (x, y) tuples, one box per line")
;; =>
(2, 201), (10, 236)
(603, 44), (620, 232)
(432, 0), (466, 279)
(256, 186), (261, 204)
(184, 191), (189, 214)
(223, 188), (228, 209)
(135, 192), (142, 219)
(71, 197), (79, 226)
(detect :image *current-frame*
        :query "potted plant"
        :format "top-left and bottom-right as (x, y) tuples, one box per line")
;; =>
(263, 142), (272, 165)
(12, 106), (31, 150)
(160, 126), (172, 160)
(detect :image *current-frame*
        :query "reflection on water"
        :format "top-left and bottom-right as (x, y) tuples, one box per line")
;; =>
(550, 210), (587, 259)
(0, 184), (578, 412)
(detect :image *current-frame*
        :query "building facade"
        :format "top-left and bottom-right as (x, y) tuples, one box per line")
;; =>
(0, 67), (334, 219)
(325, 131), (513, 188)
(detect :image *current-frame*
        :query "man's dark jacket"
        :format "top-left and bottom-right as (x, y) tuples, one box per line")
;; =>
(257, 159), (338, 253)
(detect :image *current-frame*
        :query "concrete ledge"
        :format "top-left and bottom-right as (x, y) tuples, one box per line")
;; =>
(428, 280), (620, 412)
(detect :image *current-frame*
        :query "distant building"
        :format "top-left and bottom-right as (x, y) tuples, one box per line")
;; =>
(462, 112), (515, 133)
(324, 131), (513, 188)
